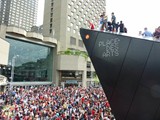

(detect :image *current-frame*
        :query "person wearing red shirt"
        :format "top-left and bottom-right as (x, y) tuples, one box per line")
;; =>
(81, 97), (85, 103)
(105, 101), (110, 108)
(91, 108), (95, 116)
(87, 20), (95, 30)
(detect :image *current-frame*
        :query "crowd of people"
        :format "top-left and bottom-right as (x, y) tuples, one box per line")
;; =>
(0, 86), (115, 120)
(88, 12), (127, 33)
(139, 26), (160, 39)
(87, 12), (160, 40)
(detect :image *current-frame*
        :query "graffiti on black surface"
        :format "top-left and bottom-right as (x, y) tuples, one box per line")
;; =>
(98, 38), (120, 57)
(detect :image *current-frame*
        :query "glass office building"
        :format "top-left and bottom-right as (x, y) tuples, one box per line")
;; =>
(6, 36), (53, 82)
(0, 0), (38, 31)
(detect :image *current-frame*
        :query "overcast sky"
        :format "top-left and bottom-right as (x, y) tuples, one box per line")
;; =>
(37, 0), (44, 26)
(37, 0), (159, 35)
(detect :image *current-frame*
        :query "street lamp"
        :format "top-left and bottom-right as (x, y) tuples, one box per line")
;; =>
(10, 55), (19, 83)
(9, 55), (19, 104)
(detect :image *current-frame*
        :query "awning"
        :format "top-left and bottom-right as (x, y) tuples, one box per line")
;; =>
(65, 80), (78, 84)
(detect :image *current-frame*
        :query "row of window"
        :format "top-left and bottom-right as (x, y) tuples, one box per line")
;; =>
(67, 27), (82, 35)
(11, 7), (35, 12)
(69, 0), (105, 12)
(9, 23), (30, 29)
(9, 16), (35, 22)
(70, 37), (83, 47)
(9, 13), (35, 19)
(67, 0), (105, 31)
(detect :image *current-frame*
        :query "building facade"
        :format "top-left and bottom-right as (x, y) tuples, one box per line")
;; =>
(43, 0), (106, 87)
(0, 0), (38, 31)
(0, 34), (10, 92)
(0, 25), (57, 88)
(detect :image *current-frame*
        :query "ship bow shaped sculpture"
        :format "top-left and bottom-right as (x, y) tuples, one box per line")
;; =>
(80, 28), (160, 120)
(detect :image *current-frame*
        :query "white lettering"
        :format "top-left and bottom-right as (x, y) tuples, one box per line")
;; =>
(98, 38), (120, 57)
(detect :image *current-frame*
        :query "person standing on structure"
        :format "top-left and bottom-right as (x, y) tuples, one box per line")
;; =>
(111, 12), (116, 32)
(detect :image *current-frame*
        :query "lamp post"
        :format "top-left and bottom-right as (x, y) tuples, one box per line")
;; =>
(10, 55), (19, 83)
(10, 55), (19, 104)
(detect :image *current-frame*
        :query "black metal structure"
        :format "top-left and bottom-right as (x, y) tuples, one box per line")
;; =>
(80, 28), (160, 120)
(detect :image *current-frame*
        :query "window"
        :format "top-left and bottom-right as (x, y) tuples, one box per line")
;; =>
(71, 1), (74, 5)
(70, 22), (73, 27)
(73, 18), (76, 23)
(78, 40), (83, 47)
(81, 18), (83, 21)
(76, 15), (79, 19)
(70, 37), (76, 45)
(76, 25), (78, 29)
(50, 13), (53, 17)
(67, 27), (71, 31)
(87, 61), (91, 68)
(76, 5), (78, 8)
(50, 18), (52, 22)
(51, 3), (53, 7)
(68, 4), (71, 9)
(50, 24), (52, 28)
(5, 38), (53, 82)
(79, 1), (82, 5)
(68, 15), (71, 20)
(87, 71), (91, 78)
(73, 29), (76, 33)
(71, 12), (73, 16)
(50, 29), (52, 33)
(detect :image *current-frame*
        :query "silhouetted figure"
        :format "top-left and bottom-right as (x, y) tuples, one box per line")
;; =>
(119, 21), (124, 33)
(153, 26), (160, 39)
(124, 27), (127, 33)
(98, 15), (104, 31)
(111, 12), (116, 32)
(107, 21), (112, 32)
(115, 22), (119, 32)
(102, 12), (108, 31)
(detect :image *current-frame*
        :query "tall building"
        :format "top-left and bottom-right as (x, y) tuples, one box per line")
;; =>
(43, 0), (106, 87)
(0, 0), (38, 31)
(43, 0), (106, 51)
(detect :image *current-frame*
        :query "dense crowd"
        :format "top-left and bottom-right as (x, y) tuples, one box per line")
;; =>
(0, 86), (115, 120)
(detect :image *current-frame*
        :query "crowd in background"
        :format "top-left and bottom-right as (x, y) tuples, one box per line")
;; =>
(88, 12), (127, 33)
(98, 12), (127, 33)
(0, 86), (115, 120)
(139, 26), (160, 39)
(88, 12), (160, 40)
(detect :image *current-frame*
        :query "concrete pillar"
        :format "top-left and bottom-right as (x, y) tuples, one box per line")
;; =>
(53, 47), (59, 86)
(0, 24), (7, 39)
(82, 70), (87, 88)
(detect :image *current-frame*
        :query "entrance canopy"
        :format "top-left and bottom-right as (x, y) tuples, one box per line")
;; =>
(65, 80), (78, 84)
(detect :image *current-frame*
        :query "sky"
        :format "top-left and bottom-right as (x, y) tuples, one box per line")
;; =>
(37, 0), (45, 26)
(37, 0), (159, 35)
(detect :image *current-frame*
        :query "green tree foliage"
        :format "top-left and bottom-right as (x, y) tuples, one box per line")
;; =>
(93, 72), (100, 83)
(58, 48), (88, 60)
